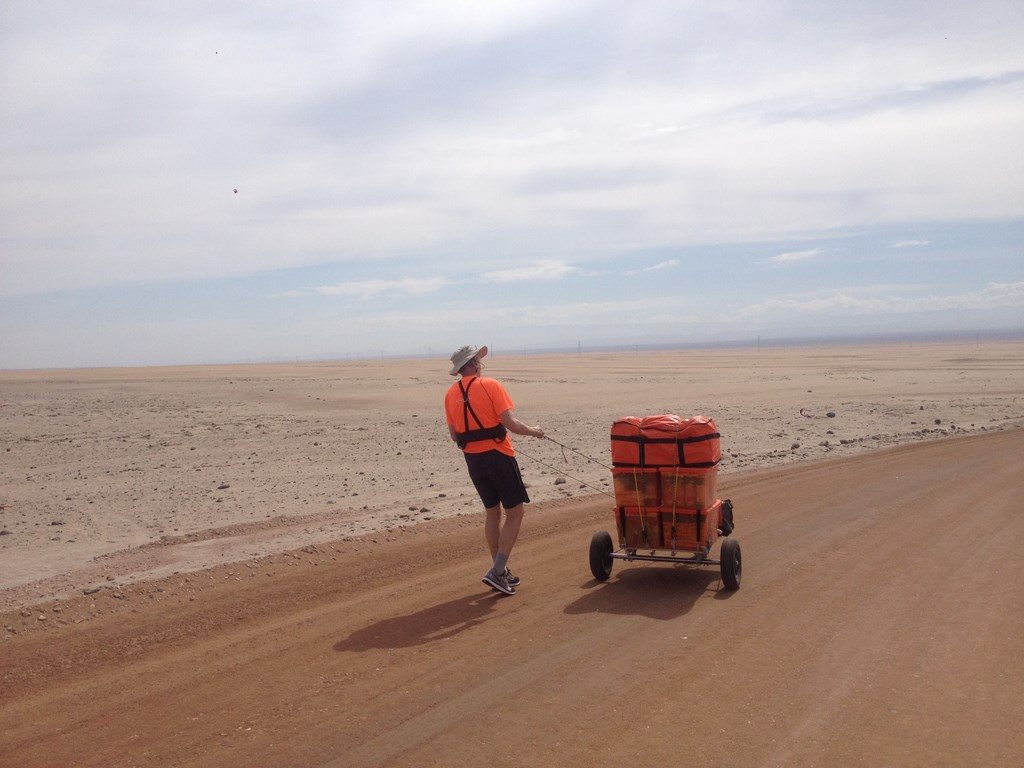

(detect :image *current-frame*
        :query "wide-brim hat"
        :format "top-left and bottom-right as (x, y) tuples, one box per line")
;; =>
(449, 344), (488, 376)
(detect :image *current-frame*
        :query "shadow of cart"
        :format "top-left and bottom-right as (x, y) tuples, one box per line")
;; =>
(563, 565), (722, 621)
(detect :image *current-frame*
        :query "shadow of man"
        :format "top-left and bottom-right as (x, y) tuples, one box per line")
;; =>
(334, 591), (505, 652)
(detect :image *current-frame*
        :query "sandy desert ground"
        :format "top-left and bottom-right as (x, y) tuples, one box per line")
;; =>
(1, 340), (1022, 611)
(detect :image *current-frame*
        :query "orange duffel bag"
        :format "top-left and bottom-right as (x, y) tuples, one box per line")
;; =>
(611, 414), (721, 468)
(610, 416), (644, 466)
(673, 415), (721, 467)
(638, 414), (685, 466)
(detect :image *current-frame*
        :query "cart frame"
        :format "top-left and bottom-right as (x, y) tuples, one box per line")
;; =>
(589, 514), (741, 589)
(610, 548), (720, 565)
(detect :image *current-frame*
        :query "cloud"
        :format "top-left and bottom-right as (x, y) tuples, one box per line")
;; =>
(295, 276), (449, 299)
(643, 259), (680, 272)
(481, 260), (576, 283)
(633, 123), (697, 140)
(890, 240), (930, 247)
(515, 164), (672, 195)
(504, 298), (700, 327)
(768, 249), (822, 265)
(323, 296), (704, 332)
(294, 261), (582, 298)
(625, 258), (679, 275)
(739, 281), (1024, 318)
(753, 71), (1024, 124)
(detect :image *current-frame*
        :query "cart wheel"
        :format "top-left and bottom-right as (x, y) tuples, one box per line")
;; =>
(720, 538), (741, 590)
(589, 531), (614, 581)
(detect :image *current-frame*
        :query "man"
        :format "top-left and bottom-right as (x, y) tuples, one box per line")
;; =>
(444, 345), (544, 595)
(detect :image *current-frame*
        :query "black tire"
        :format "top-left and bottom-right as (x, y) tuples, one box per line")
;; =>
(589, 531), (614, 581)
(720, 537), (741, 590)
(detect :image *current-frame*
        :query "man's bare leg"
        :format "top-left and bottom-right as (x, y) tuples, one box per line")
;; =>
(484, 503), (501, 560)
(484, 504), (524, 593)
(496, 503), (524, 559)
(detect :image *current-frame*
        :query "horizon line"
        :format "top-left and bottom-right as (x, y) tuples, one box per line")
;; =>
(3, 328), (1023, 374)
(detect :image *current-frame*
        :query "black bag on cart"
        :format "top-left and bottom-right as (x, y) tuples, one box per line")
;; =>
(719, 498), (735, 536)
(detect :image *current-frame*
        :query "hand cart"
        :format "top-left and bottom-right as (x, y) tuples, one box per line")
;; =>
(588, 498), (741, 589)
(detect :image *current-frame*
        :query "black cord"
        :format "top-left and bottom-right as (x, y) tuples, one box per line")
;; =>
(516, 446), (615, 499)
(541, 435), (614, 471)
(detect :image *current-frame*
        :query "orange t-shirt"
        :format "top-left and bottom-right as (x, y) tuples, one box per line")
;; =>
(444, 375), (515, 456)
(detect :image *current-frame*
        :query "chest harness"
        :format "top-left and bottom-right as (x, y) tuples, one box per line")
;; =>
(455, 378), (507, 450)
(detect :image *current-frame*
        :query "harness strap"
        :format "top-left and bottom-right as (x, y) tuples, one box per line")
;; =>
(459, 379), (483, 430)
(455, 378), (507, 450)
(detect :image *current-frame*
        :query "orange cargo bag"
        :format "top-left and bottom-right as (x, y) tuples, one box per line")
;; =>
(611, 467), (660, 508)
(610, 416), (643, 466)
(616, 507), (663, 549)
(612, 414), (721, 468)
(660, 466), (718, 510)
(660, 499), (721, 551)
(676, 416), (721, 467)
(639, 414), (686, 466)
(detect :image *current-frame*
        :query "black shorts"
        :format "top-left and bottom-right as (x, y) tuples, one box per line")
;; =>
(464, 450), (530, 509)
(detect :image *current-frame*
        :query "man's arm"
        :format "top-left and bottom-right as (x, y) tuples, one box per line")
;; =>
(499, 409), (544, 439)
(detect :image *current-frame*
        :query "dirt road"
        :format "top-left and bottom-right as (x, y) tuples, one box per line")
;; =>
(2, 430), (1022, 767)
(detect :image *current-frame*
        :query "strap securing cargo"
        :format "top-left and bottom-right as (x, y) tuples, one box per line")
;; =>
(680, 432), (721, 443)
(669, 469), (681, 552)
(632, 467), (650, 546)
(610, 433), (646, 466)
(612, 431), (721, 468)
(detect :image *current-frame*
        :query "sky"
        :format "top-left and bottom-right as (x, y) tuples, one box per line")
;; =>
(1, 0), (1023, 368)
